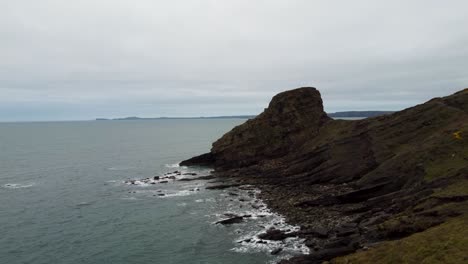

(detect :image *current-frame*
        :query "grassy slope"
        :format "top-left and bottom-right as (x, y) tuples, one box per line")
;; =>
(330, 91), (468, 263)
(331, 214), (468, 264)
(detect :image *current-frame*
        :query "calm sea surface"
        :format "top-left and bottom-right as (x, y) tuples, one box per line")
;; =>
(0, 120), (306, 264)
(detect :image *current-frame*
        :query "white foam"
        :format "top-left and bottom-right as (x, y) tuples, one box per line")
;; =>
(120, 196), (140, 200)
(107, 166), (135, 171)
(213, 186), (310, 259)
(3, 183), (35, 189)
(165, 163), (187, 169)
(163, 190), (192, 197)
(123, 178), (176, 186)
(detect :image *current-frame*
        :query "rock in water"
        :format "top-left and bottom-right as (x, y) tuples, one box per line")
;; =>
(215, 216), (244, 225)
(179, 152), (215, 166)
(258, 228), (297, 241)
(271, 248), (283, 255)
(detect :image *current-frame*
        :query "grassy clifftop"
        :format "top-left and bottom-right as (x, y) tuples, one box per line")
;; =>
(332, 214), (468, 263)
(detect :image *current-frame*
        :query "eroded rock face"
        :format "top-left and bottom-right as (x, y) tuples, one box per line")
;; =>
(213, 88), (330, 169)
(182, 87), (330, 168)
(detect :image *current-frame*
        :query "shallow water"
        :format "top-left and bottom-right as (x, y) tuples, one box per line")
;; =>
(0, 120), (306, 264)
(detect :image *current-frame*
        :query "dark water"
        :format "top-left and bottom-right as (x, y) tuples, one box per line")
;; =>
(0, 120), (307, 264)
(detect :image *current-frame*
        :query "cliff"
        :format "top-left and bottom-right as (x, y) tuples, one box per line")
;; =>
(181, 87), (468, 263)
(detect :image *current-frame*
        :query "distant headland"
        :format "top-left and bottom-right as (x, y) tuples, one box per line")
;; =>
(96, 111), (394, 121)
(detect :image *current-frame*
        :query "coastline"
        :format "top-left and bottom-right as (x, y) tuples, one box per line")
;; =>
(180, 87), (468, 263)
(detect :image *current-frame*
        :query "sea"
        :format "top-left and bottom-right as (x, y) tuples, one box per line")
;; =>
(0, 120), (308, 264)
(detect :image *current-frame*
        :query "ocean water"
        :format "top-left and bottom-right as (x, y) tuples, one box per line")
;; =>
(0, 120), (307, 264)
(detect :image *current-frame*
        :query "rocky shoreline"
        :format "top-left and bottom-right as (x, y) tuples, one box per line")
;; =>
(180, 87), (468, 263)
(123, 169), (311, 261)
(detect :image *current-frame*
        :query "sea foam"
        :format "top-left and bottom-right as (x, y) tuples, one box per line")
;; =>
(3, 183), (35, 189)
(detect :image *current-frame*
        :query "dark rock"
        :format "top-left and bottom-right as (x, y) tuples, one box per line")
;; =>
(206, 183), (241, 190)
(258, 228), (297, 241)
(159, 181), (168, 183)
(223, 213), (239, 218)
(305, 239), (315, 248)
(180, 152), (215, 166)
(177, 175), (215, 181)
(183, 172), (197, 176)
(216, 216), (244, 225)
(158, 193), (165, 196)
(301, 226), (329, 238)
(323, 234), (361, 249)
(271, 248), (283, 255)
(336, 227), (358, 237)
(153, 176), (160, 180)
(251, 204), (262, 209)
(210, 88), (330, 169)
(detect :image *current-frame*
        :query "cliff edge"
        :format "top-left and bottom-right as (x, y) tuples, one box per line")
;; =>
(181, 87), (468, 263)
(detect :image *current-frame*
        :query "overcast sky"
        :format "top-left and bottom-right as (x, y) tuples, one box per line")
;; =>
(1, 0), (467, 121)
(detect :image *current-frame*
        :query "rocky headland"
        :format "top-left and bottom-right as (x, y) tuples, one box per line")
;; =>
(181, 87), (468, 263)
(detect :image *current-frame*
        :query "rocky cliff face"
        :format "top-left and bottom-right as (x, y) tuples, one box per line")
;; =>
(212, 87), (330, 168)
(181, 88), (330, 167)
(181, 87), (468, 263)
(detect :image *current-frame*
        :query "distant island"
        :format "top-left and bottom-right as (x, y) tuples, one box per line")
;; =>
(327, 111), (394, 118)
(95, 115), (256, 121)
(96, 111), (393, 121)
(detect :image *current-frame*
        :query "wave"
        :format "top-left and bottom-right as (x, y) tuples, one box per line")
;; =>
(120, 196), (140, 201)
(3, 183), (35, 189)
(162, 190), (193, 197)
(107, 166), (135, 171)
(165, 163), (182, 168)
(212, 187), (309, 259)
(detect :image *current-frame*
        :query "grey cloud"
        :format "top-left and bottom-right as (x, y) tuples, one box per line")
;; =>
(1, 0), (467, 121)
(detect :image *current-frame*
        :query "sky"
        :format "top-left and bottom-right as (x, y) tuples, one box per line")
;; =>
(1, 0), (467, 121)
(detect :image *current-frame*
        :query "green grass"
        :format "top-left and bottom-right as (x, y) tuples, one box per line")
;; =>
(423, 129), (468, 181)
(331, 215), (468, 264)
(432, 179), (468, 198)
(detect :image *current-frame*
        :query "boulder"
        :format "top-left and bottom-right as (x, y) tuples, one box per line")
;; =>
(258, 228), (297, 241)
(216, 216), (244, 225)
(271, 248), (283, 255)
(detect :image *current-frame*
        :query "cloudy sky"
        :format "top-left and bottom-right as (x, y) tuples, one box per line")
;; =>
(1, 0), (467, 121)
